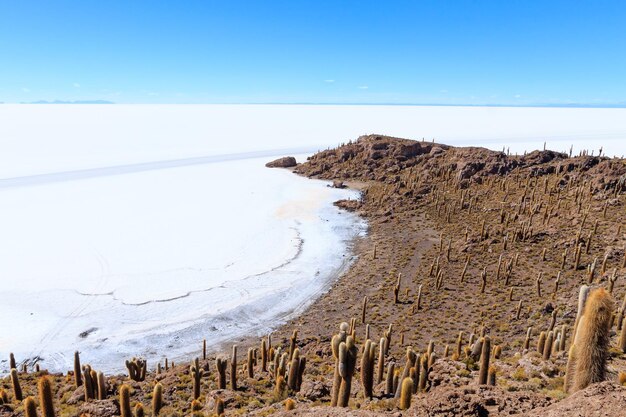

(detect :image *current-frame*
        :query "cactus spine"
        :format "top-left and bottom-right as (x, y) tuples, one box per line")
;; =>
(360, 339), (375, 399)
(135, 403), (144, 417)
(570, 288), (613, 392)
(523, 327), (532, 350)
(190, 358), (204, 400)
(125, 358), (146, 382)
(230, 345), (238, 390)
(152, 383), (163, 416)
(24, 397), (37, 417)
(247, 348), (255, 379)
(261, 338), (268, 372)
(337, 336), (357, 407)
(120, 384), (132, 417)
(395, 347), (416, 398)
(287, 348), (306, 392)
(10, 368), (22, 401)
(83, 365), (95, 400)
(478, 337), (491, 385)
(399, 377), (413, 410)
(542, 331), (554, 360)
(384, 363), (395, 396)
(361, 296), (367, 324)
(377, 337), (386, 383)
(73, 351), (82, 388)
(417, 354), (428, 392)
(330, 322), (348, 406)
(487, 366), (497, 386)
(38, 376), (55, 417)
(96, 371), (106, 400)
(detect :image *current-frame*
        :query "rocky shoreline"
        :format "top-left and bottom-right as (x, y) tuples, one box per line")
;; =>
(2, 134), (626, 416)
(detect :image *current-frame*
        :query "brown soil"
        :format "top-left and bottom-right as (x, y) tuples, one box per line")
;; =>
(2, 134), (625, 416)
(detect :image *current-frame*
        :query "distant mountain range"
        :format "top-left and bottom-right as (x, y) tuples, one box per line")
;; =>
(20, 100), (115, 104)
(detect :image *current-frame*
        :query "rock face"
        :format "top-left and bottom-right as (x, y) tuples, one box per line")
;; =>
(266, 156), (297, 168)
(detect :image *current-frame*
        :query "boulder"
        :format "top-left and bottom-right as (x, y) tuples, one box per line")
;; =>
(266, 156), (297, 168)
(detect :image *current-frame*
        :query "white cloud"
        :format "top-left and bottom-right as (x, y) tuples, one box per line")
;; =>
(73, 83), (81, 88)
(22, 87), (30, 93)
(440, 89), (448, 93)
(514, 94), (521, 98)
(324, 79), (335, 83)
(358, 85), (369, 90)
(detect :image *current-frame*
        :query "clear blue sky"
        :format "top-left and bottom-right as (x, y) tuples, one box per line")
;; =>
(1, 0), (625, 105)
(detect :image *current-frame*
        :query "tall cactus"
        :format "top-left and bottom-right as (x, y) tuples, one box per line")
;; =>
(83, 365), (95, 400)
(190, 358), (204, 400)
(394, 347), (416, 398)
(478, 337), (491, 385)
(230, 345), (238, 391)
(125, 358), (147, 382)
(152, 383), (163, 416)
(360, 339), (375, 399)
(10, 369), (22, 401)
(23, 397), (37, 417)
(215, 357), (227, 389)
(384, 362), (395, 396)
(377, 337), (387, 384)
(73, 351), (82, 388)
(399, 377), (413, 410)
(96, 371), (107, 400)
(120, 385), (132, 417)
(38, 376), (55, 417)
(330, 322), (349, 406)
(337, 336), (357, 407)
(570, 288), (613, 392)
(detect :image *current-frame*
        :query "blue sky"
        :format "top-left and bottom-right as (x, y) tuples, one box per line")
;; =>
(0, 0), (625, 105)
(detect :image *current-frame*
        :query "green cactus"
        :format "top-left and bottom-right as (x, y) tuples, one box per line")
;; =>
(152, 383), (163, 416)
(543, 331), (554, 360)
(96, 371), (107, 400)
(289, 330), (298, 360)
(384, 362), (395, 396)
(360, 339), (375, 399)
(488, 366), (497, 386)
(399, 377), (413, 410)
(247, 348), (255, 379)
(120, 384), (132, 417)
(570, 288), (613, 392)
(377, 337), (387, 383)
(394, 347), (416, 398)
(361, 296), (368, 324)
(135, 403), (144, 417)
(230, 345), (238, 390)
(23, 397), (37, 417)
(330, 322), (349, 406)
(417, 355), (429, 392)
(478, 337), (491, 385)
(215, 357), (227, 389)
(190, 358), (204, 400)
(73, 351), (82, 388)
(38, 376), (55, 417)
(125, 358), (147, 382)
(261, 338), (268, 372)
(536, 331), (547, 354)
(10, 368), (22, 401)
(82, 365), (95, 400)
(337, 336), (357, 407)
(215, 397), (225, 416)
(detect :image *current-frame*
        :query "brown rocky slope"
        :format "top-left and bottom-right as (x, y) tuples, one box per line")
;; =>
(2, 134), (625, 417)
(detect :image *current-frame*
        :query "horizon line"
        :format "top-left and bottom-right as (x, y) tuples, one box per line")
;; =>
(1, 101), (626, 109)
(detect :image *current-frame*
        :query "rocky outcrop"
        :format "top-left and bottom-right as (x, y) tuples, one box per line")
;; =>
(266, 156), (297, 168)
